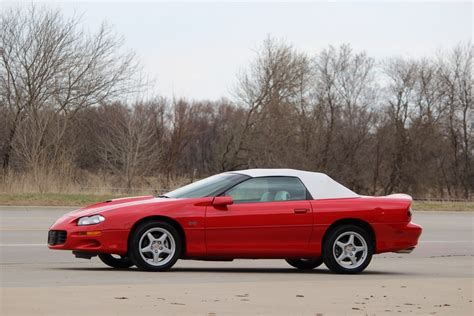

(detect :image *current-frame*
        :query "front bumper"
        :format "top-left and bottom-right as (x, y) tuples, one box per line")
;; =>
(48, 215), (129, 255)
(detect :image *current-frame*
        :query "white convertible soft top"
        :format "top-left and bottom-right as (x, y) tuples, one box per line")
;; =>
(232, 168), (359, 200)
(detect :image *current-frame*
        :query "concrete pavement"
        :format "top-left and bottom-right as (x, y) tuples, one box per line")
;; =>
(0, 207), (473, 315)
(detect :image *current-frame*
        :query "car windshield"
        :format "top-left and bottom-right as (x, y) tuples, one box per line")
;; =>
(164, 173), (249, 199)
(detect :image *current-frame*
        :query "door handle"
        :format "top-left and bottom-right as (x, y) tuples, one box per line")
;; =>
(293, 208), (309, 214)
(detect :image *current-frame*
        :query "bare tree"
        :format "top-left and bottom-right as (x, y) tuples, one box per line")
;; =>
(438, 43), (473, 198)
(0, 5), (141, 172)
(95, 100), (165, 191)
(0, 13), (471, 199)
(226, 37), (311, 169)
(380, 58), (418, 194)
(311, 45), (376, 190)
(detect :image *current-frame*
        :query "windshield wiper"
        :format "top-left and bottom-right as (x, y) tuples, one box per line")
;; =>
(157, 194), (170, 198)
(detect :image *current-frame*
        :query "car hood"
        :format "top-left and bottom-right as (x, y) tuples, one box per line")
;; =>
(64, 195), (177, 218)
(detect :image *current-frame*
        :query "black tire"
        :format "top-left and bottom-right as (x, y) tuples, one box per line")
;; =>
(322, 224), (373, 274)
(285, 258), (323, 270)
(98, 254), (134, 269)
(129, 221), (182, 271)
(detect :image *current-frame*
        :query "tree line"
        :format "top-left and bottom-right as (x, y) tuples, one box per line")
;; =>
(1, 6), (472, 198)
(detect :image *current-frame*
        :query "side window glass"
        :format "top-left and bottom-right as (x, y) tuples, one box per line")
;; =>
(225, 177), (308, 204)
(225, 178), (269, 204)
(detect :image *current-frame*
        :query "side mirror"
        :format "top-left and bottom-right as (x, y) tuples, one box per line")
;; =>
(212, 196), (233, 207)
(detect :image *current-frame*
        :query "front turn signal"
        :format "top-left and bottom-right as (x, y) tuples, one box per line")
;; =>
(77, 231), (102, 237)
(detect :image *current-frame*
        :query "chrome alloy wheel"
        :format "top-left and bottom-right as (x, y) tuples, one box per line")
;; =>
(139, 227), (176, 267)
(332, 231), (368, 269)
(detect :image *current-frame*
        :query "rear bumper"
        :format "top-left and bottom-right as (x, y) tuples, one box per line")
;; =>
(373, 222), (422, 254)
(48, 216), (129, 255)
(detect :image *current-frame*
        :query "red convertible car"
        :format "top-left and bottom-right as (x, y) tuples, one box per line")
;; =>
(48, 169), (422, 273)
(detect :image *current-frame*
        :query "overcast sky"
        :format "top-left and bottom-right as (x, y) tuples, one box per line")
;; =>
(4, 1), (473, 100)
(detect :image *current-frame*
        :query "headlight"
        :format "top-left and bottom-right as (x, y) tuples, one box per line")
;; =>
(77, 215), (105, 226)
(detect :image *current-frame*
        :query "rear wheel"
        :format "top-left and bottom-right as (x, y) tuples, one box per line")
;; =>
(98, 254), (134, 269)
(285, 258), (323, 270)
(129, 221), (182, 271)
(322, 225), (373, 274)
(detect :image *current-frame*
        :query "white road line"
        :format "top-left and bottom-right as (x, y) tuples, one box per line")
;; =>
(0, 244), (46, 247)
(0, 228), (46, 231)
(420, 240), (473, 243)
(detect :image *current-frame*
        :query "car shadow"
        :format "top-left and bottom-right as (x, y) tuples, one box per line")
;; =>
(49, 266), (414, 275)
(169, 267), (410, 275)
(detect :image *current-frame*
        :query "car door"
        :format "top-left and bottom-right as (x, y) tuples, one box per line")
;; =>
(205, 176), (313, 257)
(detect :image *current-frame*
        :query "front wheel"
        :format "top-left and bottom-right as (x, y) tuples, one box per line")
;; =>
(129, 221), (182, 271)
(98, 254), (134, 269)
(322, 225), (373, 274)
(285, 258), (323, 270)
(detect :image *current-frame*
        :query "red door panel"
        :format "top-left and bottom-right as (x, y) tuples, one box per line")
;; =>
(205, 200), (313, 257)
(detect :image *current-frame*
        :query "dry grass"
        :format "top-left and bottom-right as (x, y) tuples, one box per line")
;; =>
(0, 169), (170, 195)
(0, 169), (192, 194)
(412, 200), (474, 212)
(0, 169), (191, 206)
(0, 193), (121, 206)
(0, 170), (472, 209)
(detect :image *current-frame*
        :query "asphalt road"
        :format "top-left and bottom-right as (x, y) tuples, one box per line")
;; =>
(1, 206), (473, 315)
